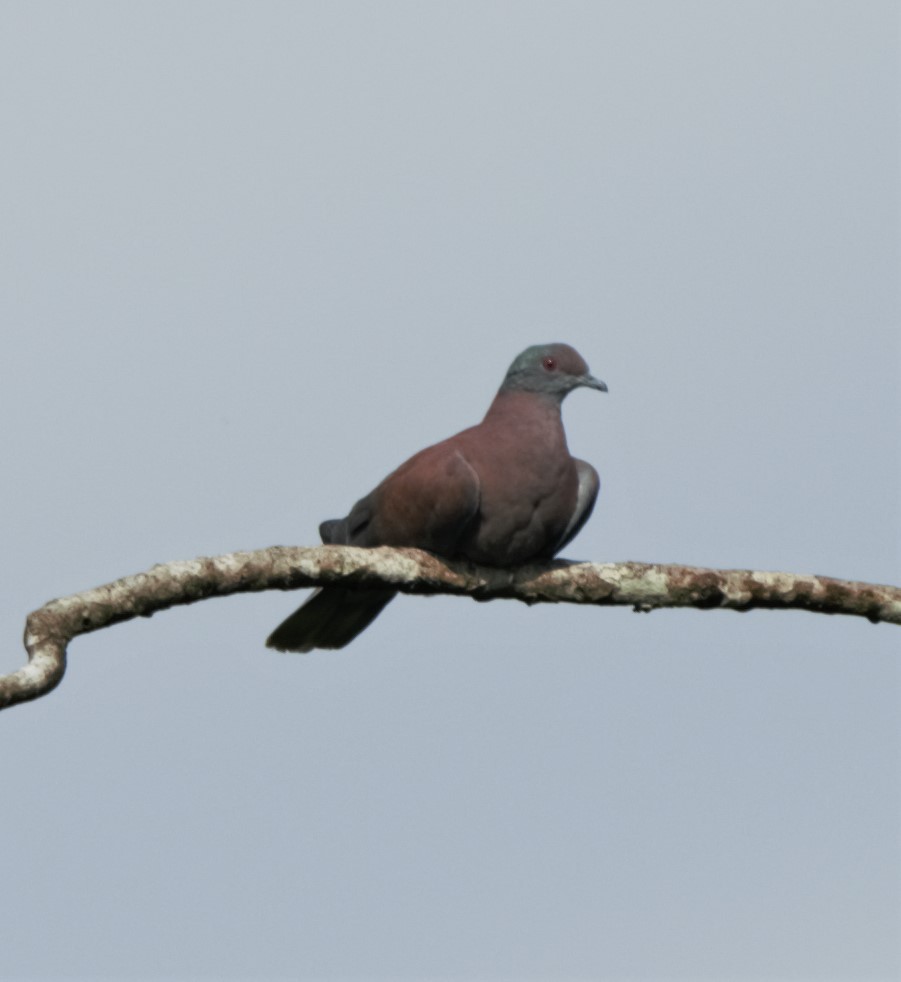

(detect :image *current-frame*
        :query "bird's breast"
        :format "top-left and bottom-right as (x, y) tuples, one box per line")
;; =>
(457, 424), (579, 566)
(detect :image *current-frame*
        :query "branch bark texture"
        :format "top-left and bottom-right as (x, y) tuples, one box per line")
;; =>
(6, 545), (900, 711)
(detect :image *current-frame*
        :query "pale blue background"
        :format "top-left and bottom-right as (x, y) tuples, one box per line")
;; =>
(1, 2), (898, 979)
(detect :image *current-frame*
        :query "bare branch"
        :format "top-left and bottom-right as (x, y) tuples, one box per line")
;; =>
(6, 545), (900, 711)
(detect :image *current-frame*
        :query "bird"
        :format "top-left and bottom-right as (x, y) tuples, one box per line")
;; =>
(267, 342), (607, 653)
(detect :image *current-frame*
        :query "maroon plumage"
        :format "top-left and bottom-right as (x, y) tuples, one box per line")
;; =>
(267, 343), (607, 652)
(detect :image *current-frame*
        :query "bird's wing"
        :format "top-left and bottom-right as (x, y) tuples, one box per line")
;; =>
(554, 458), (599, 552)
(365, 443), (482, 554)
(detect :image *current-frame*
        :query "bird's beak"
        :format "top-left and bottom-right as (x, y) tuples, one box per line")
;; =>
(579, 374), (608, 393)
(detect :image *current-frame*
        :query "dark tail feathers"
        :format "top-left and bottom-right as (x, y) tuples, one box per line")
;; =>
(319, 518), (347, 544)
(266, 587), (396, 653)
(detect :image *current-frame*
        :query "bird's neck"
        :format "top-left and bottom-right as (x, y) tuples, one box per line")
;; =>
(482, 388), (566, 431)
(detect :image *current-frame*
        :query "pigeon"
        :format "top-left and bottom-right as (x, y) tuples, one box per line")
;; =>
(267, 342), (606, 652)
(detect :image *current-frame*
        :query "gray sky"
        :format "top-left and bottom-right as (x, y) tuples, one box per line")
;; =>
(1, 2), (899, 979)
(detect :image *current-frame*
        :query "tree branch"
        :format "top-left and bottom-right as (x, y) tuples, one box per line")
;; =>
(5, 545), (899, 711)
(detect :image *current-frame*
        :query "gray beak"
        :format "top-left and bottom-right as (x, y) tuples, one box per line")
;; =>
(580, 374), (608, 393)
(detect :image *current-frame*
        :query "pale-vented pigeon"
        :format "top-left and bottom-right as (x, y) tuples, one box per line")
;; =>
(267, 343), (606, 652)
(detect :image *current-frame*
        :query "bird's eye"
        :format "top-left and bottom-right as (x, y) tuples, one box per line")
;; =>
(542, 356), (557, 371)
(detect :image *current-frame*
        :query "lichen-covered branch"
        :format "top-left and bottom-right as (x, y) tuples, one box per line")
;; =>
(5, 545), (900, 711)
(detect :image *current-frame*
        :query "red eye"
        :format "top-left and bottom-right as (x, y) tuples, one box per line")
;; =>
(542, 356), (557, 371)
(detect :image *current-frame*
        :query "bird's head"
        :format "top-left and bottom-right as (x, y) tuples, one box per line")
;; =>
(500, 343), (608, 401)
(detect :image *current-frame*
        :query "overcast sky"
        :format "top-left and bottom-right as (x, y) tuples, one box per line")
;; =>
(1, 2), (899, 979)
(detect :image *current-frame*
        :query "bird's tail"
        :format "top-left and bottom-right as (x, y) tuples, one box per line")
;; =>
(319, 518), (347, 543)
(265, 587), (396, 653)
